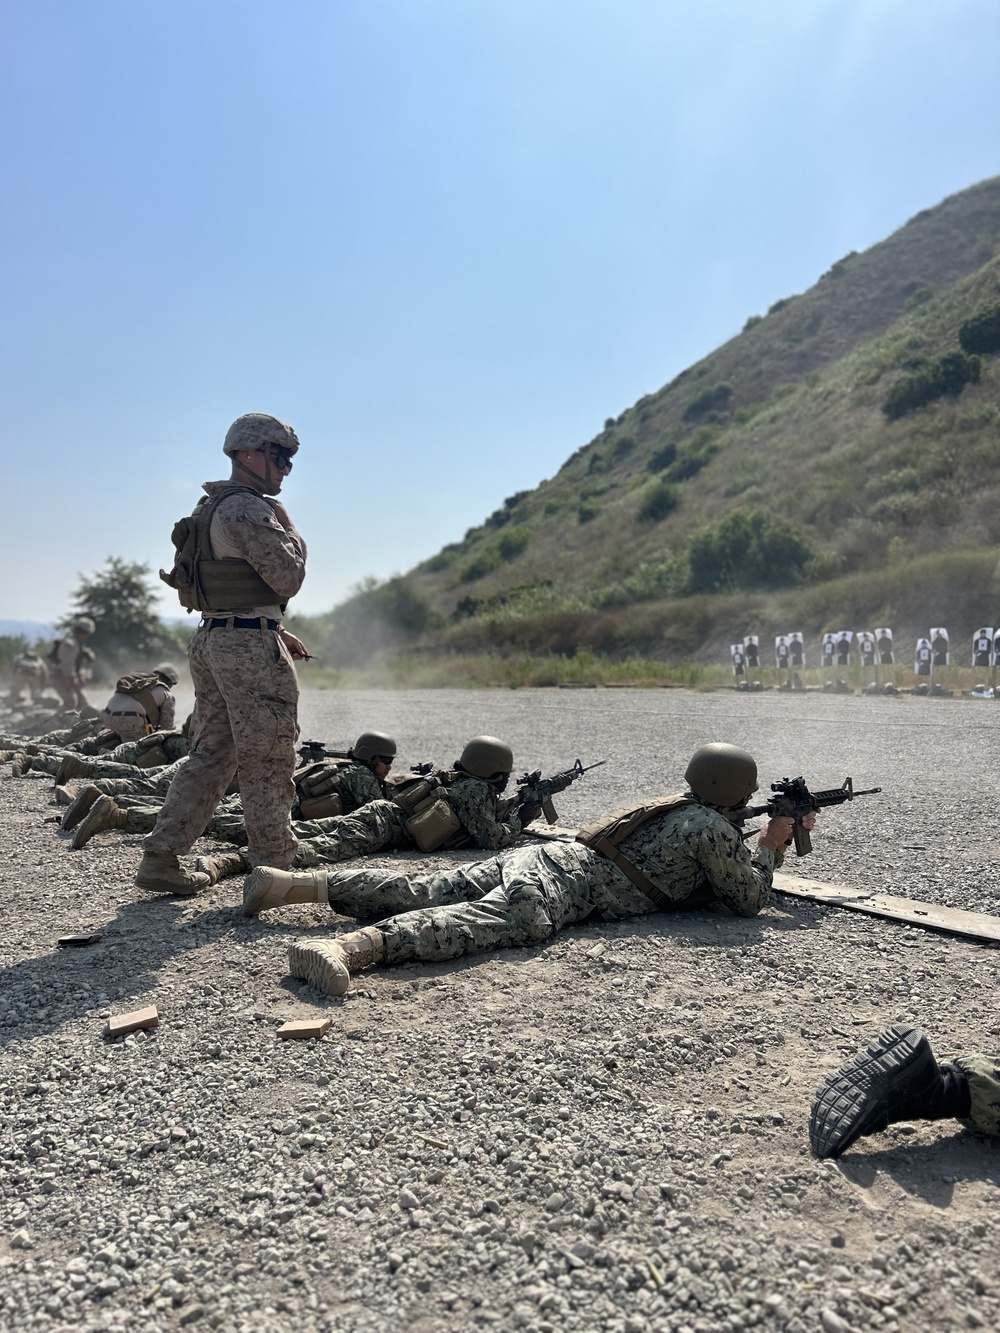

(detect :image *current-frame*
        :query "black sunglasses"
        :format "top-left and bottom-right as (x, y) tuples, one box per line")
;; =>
(265, 443), (294, 472)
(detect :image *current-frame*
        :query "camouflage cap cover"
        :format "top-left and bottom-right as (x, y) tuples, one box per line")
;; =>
(73, 617), (96, 635)
(153, 662), (180, 686)
(685, 743), (759, 808)
(351, 731), (397, 762)
(459, 736), (514, 779)
(222, 413), (300, 457)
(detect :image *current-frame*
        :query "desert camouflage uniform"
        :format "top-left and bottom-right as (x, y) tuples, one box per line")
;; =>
(145, 482), (306, 869)
(322, 800), (778, 964)
(957, 1055), (1000, 1135)
(9, 654), (49, 706)
(105, 792), (245, 837)
(248, 774), (524, 865)
(99, 680), (176, 743)
(53, 638), (90, 710)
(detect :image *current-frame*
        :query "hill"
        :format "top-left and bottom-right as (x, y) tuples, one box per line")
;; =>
(298, 177), (1000, 671)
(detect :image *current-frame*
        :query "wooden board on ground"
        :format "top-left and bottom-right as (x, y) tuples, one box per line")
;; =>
(774, 872), (1000, 945)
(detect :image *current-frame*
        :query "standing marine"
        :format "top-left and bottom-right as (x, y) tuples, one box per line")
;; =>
(134, 412), (309, 894)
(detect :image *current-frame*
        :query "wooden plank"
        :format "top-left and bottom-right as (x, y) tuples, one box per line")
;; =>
(774, 872), (1000, 944)
(107, 1005), (159, 1038)
(277, 1018), (332, 1040)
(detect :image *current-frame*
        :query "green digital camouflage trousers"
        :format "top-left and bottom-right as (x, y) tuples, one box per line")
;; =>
(958, 1055), (1000, 1135)
(325, 841), (651, 965)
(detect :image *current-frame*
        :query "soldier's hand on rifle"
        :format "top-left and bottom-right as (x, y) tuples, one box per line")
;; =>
(279, 629), (309, 661)
(518, 799), (543, 827)
(758, 808), (817, 852)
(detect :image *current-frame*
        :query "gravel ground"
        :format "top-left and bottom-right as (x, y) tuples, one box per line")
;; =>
(1, 686), (999, 1333)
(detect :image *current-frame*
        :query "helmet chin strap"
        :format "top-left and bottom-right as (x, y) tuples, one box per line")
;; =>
(232, 451), (279, 493)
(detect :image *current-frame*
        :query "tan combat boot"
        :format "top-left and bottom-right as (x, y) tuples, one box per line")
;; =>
(242, 867), (329, 917)
(61, 784), (103, 831)
(55, 754), (96, 786)
(134, 851), (210, 896)
(72, 795), (127, 848)
(288, 928), (384, 997)
(195, 850), (251, 885)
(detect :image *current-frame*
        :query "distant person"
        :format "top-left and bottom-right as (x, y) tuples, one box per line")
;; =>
(134, 413), (309, 895)
(98, 663), (179, 743)
(52, 619), (96, 709)
(8, 650), (49, 705)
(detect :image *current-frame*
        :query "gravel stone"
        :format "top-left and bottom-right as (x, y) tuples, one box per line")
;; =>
(1, 686), (998, 1332)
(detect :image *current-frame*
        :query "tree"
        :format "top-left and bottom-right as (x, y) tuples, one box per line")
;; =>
(61, 557), (183, 674)
(686, 510), (813, 594)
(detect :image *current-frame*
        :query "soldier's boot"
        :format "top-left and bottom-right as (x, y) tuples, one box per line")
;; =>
(10, 753), (33, 777)
(72, 795), (127, 849)
(195, 850), (251, 885)
(53, 784), (75, 806)
(809, 1024), (972, 1160)
(243, 867), (329, 918)
(62, 783), (103, 830)
(55, 754), (96, 786)
(134, 851), (210, 896)
(288, 928), (384, 997)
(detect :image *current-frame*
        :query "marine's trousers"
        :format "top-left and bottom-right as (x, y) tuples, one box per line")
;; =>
(957, 1055), (1000, 1135)
(144, 625), (298, 868)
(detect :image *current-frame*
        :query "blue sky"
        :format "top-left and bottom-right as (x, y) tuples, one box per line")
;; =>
(2, 0), (999, 621)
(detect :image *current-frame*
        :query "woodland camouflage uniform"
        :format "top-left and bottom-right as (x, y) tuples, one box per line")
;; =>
(316, 800), (780, 965)
(235, 773), (525, 865)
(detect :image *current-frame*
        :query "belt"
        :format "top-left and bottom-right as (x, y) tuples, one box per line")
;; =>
(204, 617), (280, 630)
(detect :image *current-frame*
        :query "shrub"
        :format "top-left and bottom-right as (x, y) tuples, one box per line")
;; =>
(959, 305), (1000, 356)
(647, 442), (677, 473)
(685, 509), (813, 594)
(497, 525), (530, 560)
(882, 352), (982, 420)
(638, 480), (680, 523)
(613, 435), (636, 459)
(460, 547), (502, 583)
(682, 382), (733, 422)
(743, 314), (763, 331)
(662, 428), (720, 483)
(578, 499), (600, 524)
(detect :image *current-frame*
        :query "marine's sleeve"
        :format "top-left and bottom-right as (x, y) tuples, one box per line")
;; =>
(158, 691), (176, 732)
(690, 814), (776, 917)
(449, 779), (523, 851)
(340, 765), (383, 809)
(56, 639), (78, 676)
(214, 494), (307, 600)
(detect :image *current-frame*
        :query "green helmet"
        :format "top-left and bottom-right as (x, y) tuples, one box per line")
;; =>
(350, 731), (397, 763)
(73, 617), (96, 636)
(223, 413), (300, 458)
(685, 743), (758, 808)
(458, 736), (513, 780)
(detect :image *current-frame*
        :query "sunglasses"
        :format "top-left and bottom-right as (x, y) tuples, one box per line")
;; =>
(265, 444), (294, 472)
(377, 755), (395, 766)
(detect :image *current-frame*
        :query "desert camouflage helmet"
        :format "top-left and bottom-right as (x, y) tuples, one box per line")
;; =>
(223, 413), (300, 458)
(458, 736), (514, 780)
(350, 731), (397, 763)
(73, 617), (96, 635)
(153, 662), (180, 686)
(685, 743), (759, 808)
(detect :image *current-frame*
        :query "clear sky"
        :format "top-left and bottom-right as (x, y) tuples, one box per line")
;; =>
(3, 0), (999, 622)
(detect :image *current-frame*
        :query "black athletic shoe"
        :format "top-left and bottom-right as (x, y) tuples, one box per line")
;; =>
(809, 1024), (939, 1159)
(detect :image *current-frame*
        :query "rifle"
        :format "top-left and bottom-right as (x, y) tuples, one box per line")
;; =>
(734, 776), (881, 857)
(516, 759), (607, 824)
(296, 739), (350, 764)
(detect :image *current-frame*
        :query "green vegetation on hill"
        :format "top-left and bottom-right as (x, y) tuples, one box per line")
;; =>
(298, 177), (1000, 674)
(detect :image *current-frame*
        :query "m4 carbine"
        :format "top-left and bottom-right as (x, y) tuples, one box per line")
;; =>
(516, 759), (607, 824)
(735, 776), (881, 856)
